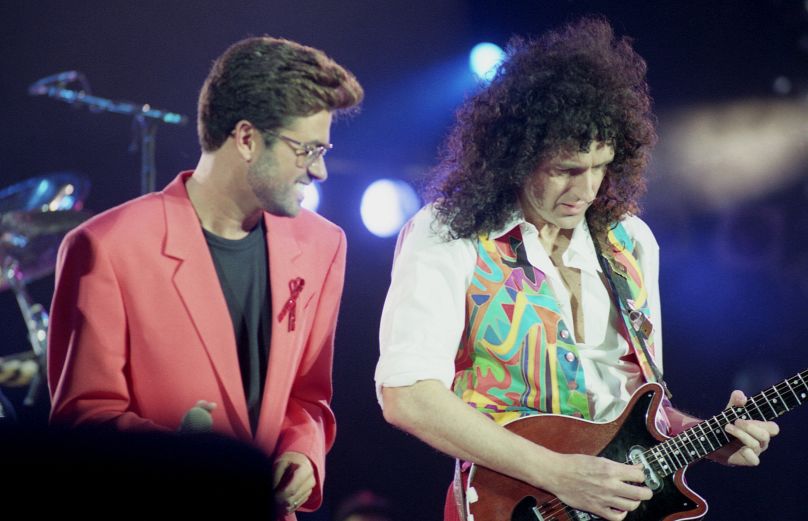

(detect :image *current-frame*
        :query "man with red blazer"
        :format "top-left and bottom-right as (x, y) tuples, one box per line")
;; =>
(48, 37), (363, 519)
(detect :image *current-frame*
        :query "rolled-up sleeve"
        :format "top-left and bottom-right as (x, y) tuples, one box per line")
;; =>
(375, 207), (476, 407)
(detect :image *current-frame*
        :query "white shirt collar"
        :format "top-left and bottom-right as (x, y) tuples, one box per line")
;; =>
(488, 209), (602, 273)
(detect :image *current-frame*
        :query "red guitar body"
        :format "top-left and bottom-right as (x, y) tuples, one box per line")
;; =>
(466, 383), (707, 521)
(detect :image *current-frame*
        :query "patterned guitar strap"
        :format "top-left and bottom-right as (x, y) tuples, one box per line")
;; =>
(589, 218), (673, 400)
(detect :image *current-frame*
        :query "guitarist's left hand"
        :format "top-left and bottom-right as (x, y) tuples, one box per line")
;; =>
(711, 390), (780, 467)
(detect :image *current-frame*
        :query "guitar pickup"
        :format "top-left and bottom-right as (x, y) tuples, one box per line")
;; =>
(629, 445), (663, 491)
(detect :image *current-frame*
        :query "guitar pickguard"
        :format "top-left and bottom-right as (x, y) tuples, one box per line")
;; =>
(466, 384), (707, 521)
(593, 390), (700, 520)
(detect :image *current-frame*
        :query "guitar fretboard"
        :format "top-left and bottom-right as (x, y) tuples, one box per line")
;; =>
(642, 369), (807, 477)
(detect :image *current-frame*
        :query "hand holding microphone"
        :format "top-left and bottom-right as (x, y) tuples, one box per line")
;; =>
(178, 400), (216, 433)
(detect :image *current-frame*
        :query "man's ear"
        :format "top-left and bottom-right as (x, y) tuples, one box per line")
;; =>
(232, 120), (261, 162)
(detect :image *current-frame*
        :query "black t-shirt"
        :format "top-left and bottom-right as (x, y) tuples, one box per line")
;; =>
(203, 221), (270, 434)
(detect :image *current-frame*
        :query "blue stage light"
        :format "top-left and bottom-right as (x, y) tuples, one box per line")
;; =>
(469, 42), (504, 81)
(360, 179), (420, 238)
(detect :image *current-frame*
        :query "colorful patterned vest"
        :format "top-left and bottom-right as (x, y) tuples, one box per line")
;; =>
(453, 222), (657, 425)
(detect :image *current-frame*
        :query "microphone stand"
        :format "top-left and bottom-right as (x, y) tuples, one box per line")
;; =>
(134, 114), (159, 194)
(29, 72), (188, 195)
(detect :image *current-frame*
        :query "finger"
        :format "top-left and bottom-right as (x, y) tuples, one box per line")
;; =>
(287, 484), (314, 512)
(627, 463), (647, 484)
(283, 482), (313, 513)
(615, 481), (653, 502)
(285, 494), (305, 513)
(730, 446), (760, 466)
(194, 400), (217, 412)
(593, 506), (626, 521)
(756, 420), (781, 437)
(726, 422), (766, 452)
(607, 493), (644, 513)
(726, 390), (747, 409)
(272, 459), (297, 490)
(283, 461), (314, 496)
(741, 420), (779, 454)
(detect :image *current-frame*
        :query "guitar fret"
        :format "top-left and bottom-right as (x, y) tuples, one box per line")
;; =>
(709, 416), (732, 444)
(668, 436), (687, 467)
(733, 406), (748, 421)
(662, 438), (684, 471)
(670, 435), (691, 466)
(680, 431), (700, 462)
(719, 409), (734, 430)
(762, 391), (781, 420)
(695, 422), (716, 453)
(746, 395), (766, 422)
(771, 386), (790, 417)
(706, 419), (725, 449)
(665, 434), (687, 469)
(690, 425), (710, 457)
(650, 446), (672, 476)
(797, 373), (808, 399)
(663, 439), (676, 469)
(784, 379), (803, 406)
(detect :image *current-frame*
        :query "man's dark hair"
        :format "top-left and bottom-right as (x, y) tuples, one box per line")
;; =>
(198, 36), (364, 152)
(428, 17), (657, 238)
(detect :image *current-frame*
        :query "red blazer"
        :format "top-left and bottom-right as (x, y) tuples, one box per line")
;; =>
(48, 172), (344, 515)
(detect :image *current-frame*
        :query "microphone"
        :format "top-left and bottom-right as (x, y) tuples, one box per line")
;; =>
(28, 71), (84, 96)
(179, 404), (214, 433)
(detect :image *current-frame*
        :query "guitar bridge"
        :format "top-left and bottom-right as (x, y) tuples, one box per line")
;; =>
(628, 445), (663, 491)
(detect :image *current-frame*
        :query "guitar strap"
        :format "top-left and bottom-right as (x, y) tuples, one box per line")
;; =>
(589, 218), (673, 400)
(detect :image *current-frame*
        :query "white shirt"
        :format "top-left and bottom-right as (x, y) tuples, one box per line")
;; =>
(375, 205), (663, 422)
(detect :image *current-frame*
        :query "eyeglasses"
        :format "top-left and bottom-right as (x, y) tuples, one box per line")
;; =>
(267, 132), (333, 170)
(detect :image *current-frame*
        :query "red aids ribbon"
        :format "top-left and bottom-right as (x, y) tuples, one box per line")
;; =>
(277, 277), (305, 332)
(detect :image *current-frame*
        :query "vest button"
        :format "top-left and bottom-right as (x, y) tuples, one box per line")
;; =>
(565, 352), (575, 362)
(560, 329), (570, 340)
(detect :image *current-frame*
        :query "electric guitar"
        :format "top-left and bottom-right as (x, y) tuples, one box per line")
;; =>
(465, 369), (807, 520)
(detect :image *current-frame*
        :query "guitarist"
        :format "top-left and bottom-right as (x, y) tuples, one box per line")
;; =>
(375, 17), (780, 521)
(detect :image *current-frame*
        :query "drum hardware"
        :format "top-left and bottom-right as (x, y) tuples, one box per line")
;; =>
(0, 351), (39, 388)
(2, 258), (49, 406)
(0, 173), (91, 408)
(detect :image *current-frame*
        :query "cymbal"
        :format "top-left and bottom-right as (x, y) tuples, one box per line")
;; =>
(1, 210), (91, 239)
(0, 210), (91, 292)
(0, 172), (92, 291)
(0, 171), (90, 213)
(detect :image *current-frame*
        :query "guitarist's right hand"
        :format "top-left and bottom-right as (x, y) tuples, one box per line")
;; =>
(548, 453), (652, 521)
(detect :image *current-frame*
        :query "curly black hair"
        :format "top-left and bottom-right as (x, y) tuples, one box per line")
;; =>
(427, 17), (657, 239)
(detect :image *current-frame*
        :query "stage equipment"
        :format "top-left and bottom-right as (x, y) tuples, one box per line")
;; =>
(28, 70), (188, 194)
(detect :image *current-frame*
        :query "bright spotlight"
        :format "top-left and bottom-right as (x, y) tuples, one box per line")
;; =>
(469, 42), (505, 81)
(360, 179), (420, 238)
(657, 99), (808, 208)
(301, 183), (320, 212)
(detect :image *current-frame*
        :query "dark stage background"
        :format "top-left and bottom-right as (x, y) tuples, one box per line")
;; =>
(1, 1), (806, 519)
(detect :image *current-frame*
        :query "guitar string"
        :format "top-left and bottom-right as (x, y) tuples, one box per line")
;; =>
(644, 372), (806, 477)
(518, 370), (807, 520)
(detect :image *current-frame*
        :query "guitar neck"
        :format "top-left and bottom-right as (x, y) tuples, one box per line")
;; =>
(645, 369), (807, 477)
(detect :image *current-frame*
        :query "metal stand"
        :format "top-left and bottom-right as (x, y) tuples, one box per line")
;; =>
(29, 71), (188, 195)
(3, 259), (48, 406)
(135, 115), (160, 194)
